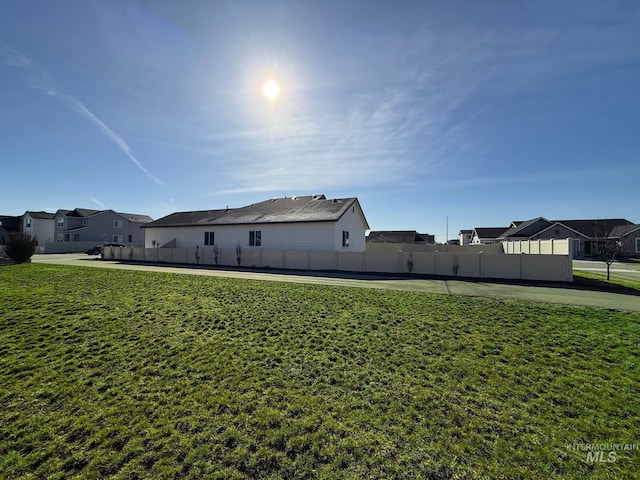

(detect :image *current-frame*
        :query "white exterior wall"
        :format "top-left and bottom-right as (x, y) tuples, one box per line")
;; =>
(333, 202), (367, 251)
(22, 215), (55, 246)
(144, 222), (338, 250)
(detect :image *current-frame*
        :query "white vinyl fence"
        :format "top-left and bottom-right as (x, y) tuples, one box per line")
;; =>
(103, 238), (573, 282)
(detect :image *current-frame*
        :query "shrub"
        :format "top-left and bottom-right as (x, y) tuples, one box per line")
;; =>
(4, 233), (36, 264)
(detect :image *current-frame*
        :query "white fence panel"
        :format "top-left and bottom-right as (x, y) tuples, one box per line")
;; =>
(310, 251), (337, 270)
(101, 242), (572, 282)
(366, 251), (400, 273)
(337, 252), (365, 272)
(284, 250), (310, 270)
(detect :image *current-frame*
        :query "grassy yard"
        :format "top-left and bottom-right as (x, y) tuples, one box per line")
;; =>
(1, 264), (639, 479)
(573, 270), (640, 294)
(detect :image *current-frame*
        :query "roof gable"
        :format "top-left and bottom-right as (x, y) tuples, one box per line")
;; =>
(609, 224), (640, 238)
(498, 217), (552, 239)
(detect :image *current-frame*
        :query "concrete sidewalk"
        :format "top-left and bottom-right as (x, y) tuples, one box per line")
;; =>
(32, 254), (640, 312)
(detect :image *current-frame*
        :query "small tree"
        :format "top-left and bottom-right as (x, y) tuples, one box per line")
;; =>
(4, 233), (36, 264)
(213, 245), (220, 265)
(235, 243), (242, 267)
(593, 220), (623, 281)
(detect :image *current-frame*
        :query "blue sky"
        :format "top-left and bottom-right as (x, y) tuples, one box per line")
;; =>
(1, 0), (639, 241)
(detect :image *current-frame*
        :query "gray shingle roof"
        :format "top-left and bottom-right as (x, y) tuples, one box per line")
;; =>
(116, 212), (154, 223)
(474, 227), (509, 239)
(608, 223), (640, 238)
(25, 211), (55, 219)
(366, 231), (434, 244)
(552, 219), (633, 238)
(498, 217), (552, 239)
(144, 195), (367, 228)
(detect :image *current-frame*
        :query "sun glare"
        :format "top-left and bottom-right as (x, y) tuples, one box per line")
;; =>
(262, 79), (281, 101)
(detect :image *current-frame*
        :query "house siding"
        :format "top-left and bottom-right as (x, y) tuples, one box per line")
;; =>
(53, 210), (147, 246)
(22, 214), (54, 246)
(334, 202), (367, 251)
(145, 222), (339, 250)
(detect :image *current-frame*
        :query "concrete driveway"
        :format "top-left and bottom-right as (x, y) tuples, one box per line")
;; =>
(30, 253), (640, 312)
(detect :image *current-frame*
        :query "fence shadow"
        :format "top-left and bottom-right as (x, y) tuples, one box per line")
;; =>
(97, 257), (640, 298)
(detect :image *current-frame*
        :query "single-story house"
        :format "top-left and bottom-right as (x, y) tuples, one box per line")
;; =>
(466, 217), (637, 257)
(601, 223), (640, 258)
(470, 227), (510, 245)
(366, 230), (435, 244)
(143, 195), (370, 252)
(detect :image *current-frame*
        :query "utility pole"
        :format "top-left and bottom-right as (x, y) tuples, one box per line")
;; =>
(446, 215), (449, 244)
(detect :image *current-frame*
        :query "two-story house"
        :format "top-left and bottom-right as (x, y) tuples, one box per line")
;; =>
(53, 208), (153, 247)
(22, 211), (55, 252)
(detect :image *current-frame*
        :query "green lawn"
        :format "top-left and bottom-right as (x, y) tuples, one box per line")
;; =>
(1, 264), (639, 479)
(573, 270), (640, 294)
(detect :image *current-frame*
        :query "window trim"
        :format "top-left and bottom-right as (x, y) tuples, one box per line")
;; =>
(112, 235), (123, 243)
(57, 217), (64, 228)
(114, 220), (123, 228)
(342, 230), (350, 247)
(204, 231), (215, 246)
(636, 237), (640, 253)
(249, 230), (262, 247)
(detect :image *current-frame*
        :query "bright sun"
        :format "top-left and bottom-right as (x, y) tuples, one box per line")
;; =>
(262, 80), (281, 101)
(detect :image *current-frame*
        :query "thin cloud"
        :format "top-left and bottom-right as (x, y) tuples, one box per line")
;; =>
(90, 196), (106, 209)
(1, 42), (164, 186)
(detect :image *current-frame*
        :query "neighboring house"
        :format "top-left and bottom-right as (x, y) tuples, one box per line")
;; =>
(609, 224), (640, 258)
(22, 211), (55, 249)
(143, 195), (370, 251)
(0, 215), (21, 247)
(458, 229), (473, 246)
(488, 217), (636, 257)
(366, 230), (435, 244)
(471, 227), (510, 245)
(53, 208), (153, 246)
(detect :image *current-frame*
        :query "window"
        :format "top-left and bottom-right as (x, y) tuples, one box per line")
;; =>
(64, 234), (70, 242)
(73, 234), (80, 242)
(128, 235), (132, 243)
(204, 231), (215, 246)
(249, 230), (262, 246)
(56, 234), (64, 242)
(114, 220), (123, 228)
(57, 217), (64, 227)
(636, 238), (640, 253)
(25, 218), (31, 228)
(342, 230), (350, 247)
(113, 235), (123, 243)
(83, 218), (88, 225)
